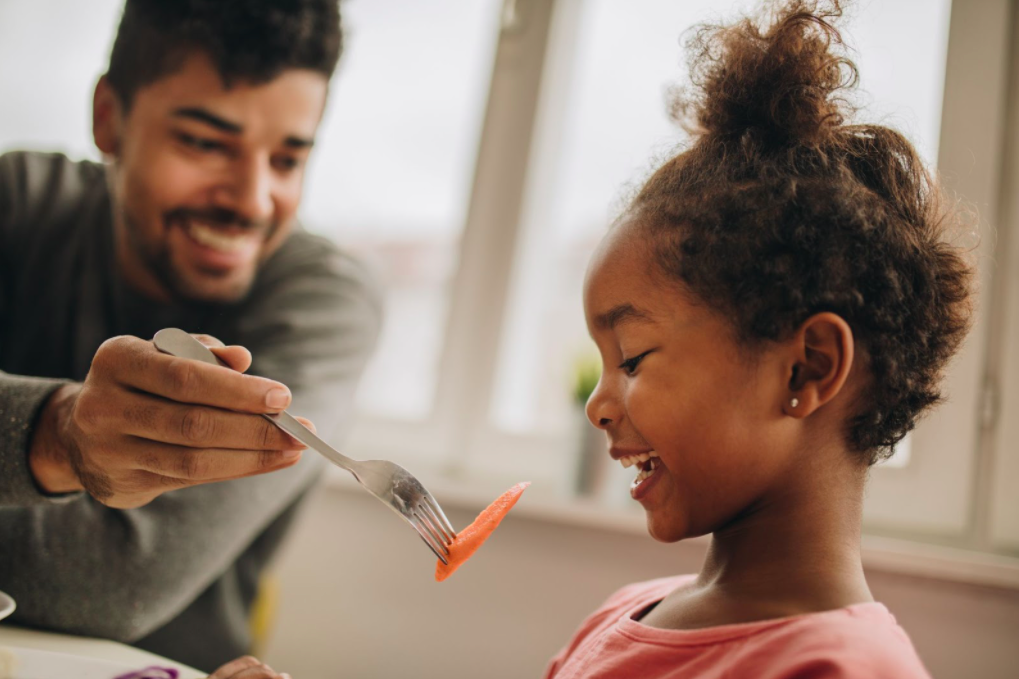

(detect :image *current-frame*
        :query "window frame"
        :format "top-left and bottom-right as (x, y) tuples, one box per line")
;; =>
(342, 0), (561, 475)
(986, 0), (1019, 554)
(860, 0), (1013, 542)
(342, 0), (1018, 555)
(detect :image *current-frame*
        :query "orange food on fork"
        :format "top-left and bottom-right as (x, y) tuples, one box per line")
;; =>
(435, 482), (530, 582)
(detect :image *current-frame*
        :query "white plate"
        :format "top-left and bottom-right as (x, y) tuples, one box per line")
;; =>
(0, 646), (180, 679)
(0, 591), (14, 621)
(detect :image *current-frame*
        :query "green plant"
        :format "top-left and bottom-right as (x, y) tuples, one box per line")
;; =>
(572, 350), (602, 406)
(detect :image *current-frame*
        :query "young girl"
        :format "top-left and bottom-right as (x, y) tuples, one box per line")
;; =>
(544, 1), (972, 677)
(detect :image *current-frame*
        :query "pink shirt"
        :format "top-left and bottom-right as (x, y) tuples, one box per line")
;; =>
(544, 576), (931, 679)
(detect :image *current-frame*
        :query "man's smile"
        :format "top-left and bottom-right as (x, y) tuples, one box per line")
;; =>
(169, 213), (267, 271)
(185, 220), (258, 253)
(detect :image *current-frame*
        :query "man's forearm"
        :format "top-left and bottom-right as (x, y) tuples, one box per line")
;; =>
(27, 383), (84, 494)
(0, 371), (77, 507)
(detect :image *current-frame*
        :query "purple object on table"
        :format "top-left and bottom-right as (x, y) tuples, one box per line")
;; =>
(112, 667), (180, 679)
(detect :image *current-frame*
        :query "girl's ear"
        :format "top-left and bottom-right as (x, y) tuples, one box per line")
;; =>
(784, 312), (854, 417)
(93, 76), (123, 158)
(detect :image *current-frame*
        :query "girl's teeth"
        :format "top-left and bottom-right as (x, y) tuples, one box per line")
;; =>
(619, 451), (659, 469)
(630, 456), (660, 488)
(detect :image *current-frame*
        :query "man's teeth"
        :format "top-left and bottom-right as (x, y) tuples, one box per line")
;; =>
(187, 222), (251, 252)
(618, 451), (659, 469)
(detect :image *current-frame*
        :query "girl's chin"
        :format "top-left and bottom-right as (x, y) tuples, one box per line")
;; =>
(644, 513), (689, 544)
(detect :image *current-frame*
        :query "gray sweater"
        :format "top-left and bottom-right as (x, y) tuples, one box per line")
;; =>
(0, 152), (382, 671)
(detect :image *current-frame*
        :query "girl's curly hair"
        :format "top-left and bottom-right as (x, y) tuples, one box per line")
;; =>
(630, 0), (974, 464)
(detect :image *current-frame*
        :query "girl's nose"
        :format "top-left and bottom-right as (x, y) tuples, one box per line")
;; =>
(585, 377), (620, 430)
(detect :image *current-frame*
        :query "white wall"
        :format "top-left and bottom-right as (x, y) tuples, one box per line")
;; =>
(263, 486), (1019, 679)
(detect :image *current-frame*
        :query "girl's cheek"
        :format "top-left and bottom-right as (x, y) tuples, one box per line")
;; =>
(623, 383), (657, 430)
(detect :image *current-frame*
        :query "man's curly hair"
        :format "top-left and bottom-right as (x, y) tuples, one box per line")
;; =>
(629, 0), (974, 464)
(106, 0), (342, 109)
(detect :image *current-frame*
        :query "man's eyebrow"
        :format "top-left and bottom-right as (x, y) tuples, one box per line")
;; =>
(595, 303), (655, 330)
(172, 108), (314, 148)
(172, 107), (242, 134)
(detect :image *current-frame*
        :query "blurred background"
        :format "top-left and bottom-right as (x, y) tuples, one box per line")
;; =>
(1, 0), (1018, 677)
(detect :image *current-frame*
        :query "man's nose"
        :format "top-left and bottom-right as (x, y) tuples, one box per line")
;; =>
(585, 376), (620, 430)
(224, 155), (274, 223)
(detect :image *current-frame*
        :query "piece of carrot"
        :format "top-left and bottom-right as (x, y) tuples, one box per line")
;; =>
(435, 481), (530, 582)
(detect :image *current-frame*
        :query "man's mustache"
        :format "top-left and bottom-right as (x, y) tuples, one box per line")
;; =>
(165, 206), (273, 233)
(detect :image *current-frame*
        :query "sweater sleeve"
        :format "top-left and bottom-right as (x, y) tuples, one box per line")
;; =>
(0, 235), (383, 641)
(0, 152), (80, 506)
(0, 372), (76, 506)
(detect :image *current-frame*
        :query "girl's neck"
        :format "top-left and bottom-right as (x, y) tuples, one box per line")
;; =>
(698, 482), (872, 611)
(641, 448), (874, 630)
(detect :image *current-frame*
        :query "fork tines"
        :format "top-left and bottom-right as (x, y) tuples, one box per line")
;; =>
(411, 496), (457, 565)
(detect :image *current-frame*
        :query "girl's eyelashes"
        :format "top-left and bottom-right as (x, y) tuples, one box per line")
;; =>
(618, 350), (652, 375)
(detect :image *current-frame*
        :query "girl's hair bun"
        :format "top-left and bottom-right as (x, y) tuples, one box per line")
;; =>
(675, 0), (856, 150)
(632, 0), (975, 461)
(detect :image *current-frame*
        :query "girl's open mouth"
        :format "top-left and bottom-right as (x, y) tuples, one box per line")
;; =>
(630, 456), (663, 500)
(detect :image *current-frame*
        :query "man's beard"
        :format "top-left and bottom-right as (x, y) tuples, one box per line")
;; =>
(122, 206), (275, 305)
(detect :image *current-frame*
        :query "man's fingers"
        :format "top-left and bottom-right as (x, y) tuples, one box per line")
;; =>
(233, 664), (285, 672)
(133, 440), (303, 481)
(109, 341), (291, 414)
(112, 451), (304, 505)
(232, 666), (285, 679)
(160, 356), (290, 412)
(192, 333), (226, 349)
(170, 334), (251, 372)
(211, 344), (253, 373)
(120, 396), (303, 451)
(95, 334), (284, 412)
(207, 655), (287, 679)
(208, 656), (263, 679)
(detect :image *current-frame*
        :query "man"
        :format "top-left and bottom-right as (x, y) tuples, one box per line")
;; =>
(0, 0), (380, 671)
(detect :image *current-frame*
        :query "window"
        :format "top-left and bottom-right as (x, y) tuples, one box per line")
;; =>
(301, 0), (503, 421)
(2, 0), (1015, 558)
(986, 2), (1019, 554)
(489, 0), (952, 437)
(0, 0), (122, 158)
(368, 0), (1010, 552)
(483, 0), (955, 521)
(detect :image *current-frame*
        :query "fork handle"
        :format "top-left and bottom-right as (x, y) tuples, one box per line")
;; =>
(152, 328), (359, 473)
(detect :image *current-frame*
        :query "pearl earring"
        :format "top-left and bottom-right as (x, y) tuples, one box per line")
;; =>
(790, 398), (799, 408)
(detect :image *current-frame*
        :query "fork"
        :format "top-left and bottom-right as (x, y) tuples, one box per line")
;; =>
(153, 328), (457, 564)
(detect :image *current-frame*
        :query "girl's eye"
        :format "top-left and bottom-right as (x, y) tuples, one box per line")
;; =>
(618, 350), (651, 375)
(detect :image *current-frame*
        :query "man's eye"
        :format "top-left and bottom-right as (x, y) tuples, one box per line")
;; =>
(618, 350), (651, 375)
(177, 133), (225, 152)
(272, 155), (300, 172)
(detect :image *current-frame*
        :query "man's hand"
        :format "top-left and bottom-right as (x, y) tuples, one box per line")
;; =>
(28, 334), (313, 508)
(209, 656), (292, 679)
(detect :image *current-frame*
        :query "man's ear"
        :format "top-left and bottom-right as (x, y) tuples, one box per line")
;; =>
(93, 76), (122, 158)
(784, 312), (854, 417)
